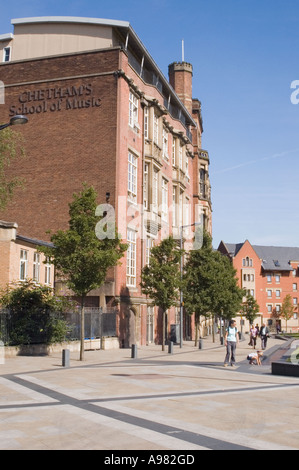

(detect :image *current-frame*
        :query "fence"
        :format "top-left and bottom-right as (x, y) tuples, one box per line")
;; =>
(0, 308), (117, 346)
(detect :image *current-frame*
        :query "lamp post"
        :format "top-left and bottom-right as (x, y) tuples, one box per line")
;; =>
(0, 115), (28, 131)
(179, 222), (202, 348)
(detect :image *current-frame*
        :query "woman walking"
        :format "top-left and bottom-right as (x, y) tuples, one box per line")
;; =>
(224, 320), (239, 367)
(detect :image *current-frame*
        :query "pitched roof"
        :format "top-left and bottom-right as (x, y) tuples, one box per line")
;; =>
(252, 245), (299, 272)
(220, 241), (299, 272)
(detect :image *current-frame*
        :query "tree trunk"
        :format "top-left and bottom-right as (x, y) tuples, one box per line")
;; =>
(162, 310), (165, 351)
(80, 296), (85, 361)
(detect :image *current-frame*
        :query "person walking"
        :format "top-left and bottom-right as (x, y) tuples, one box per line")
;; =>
(249, 324), (258, 349)
(260, 323), (270, 350)
(224, 320), (239, 367)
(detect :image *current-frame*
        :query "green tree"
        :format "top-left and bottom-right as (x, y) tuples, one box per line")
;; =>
(40, 184), (127, 360)
(140, 236), (182, 350)
(242, 294), (260, 325)
(0, 128), (25, 210)
(183, 231), (243, 343)
(281, 294), (295, 332)
(0, 280), (71, 346)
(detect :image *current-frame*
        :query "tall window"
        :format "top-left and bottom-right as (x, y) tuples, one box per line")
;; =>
(146, 236), (153, 265)
(33, 252), (41, 282)
(45, 257), (52, 285)
(128, 152), (138, 203)
(172, 186), (177, 227)
(3, 47), (10, 62)
(126, 229), (136, 287)
(20, 250), (28, 281)
(162, 178), (168, 222)
(162, 127), (169, 161)
(144, 162), (149, 210)
(153, 113), (159, 145)
(144, 106), (149, 140)
(172, 138), (176, 167)
(152, 168), (159, 213)
(129, 91), (139, 128)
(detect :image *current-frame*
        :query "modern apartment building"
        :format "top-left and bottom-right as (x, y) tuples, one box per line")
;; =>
(0, 17), (212, 346)
(218, 240), (299, 333)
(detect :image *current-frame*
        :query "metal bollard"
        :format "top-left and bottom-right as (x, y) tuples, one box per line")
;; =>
(168, 341), (174, 354)
(131, 344), (137, 359)
(198, 338), (203, 350)
(62, 349), (70, 368)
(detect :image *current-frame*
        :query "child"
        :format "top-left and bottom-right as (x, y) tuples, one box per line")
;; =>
(247, 350), (263, 365)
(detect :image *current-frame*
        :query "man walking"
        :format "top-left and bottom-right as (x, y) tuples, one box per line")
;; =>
(224, 320), (239, 367)
(260, 323), (270, 350)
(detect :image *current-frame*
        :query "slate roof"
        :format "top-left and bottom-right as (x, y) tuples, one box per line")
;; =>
(220, 241), (299, 272)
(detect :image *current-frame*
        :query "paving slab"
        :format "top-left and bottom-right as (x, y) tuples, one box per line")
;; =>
(0, 335), (298, 450)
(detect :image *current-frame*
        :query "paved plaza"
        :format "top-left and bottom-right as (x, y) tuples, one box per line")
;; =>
(0, 335), (298, 451)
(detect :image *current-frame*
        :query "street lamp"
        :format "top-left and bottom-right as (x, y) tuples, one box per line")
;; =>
(180, 222), (202, 348)
(0, 115), (28, 131)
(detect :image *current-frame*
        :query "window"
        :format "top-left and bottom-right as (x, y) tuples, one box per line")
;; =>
(172, 186), (177, 227)
(152, 167), (159, 213)
(179, 144), (183, 170)
(267, 304), (273, 313)
(293, 283), (297, 291)
(162, 127), (169, 160)
(153, 113), (159, 145)
(293, 298), (298, 306)
(3, 47), (10, 62)
(172, 138), (176, 166)
(267, 274), (272, 283)
(144, 107), (149, 140)
(144, 163), (149, 210)
(45, 257), (51, 285)
(275, 274), (281, 283)
(161, 178), (169, 222)
(20, 250), (28, 281)
(129, 91), (139, 128)
(126, 229), (136, 287)
(276, 305), (281, 313)
(267, 289), (272, 298)
(146, 236), (153, 265)
(276, 290), (281, 298)
(128, 152), (138, 203)
(33, 252), (41, 282)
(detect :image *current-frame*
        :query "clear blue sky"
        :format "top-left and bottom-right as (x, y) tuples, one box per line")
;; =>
(1, 0), (299, 248)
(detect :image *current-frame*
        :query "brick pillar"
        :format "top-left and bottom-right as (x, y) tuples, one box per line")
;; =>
(168, 62), (193, 114)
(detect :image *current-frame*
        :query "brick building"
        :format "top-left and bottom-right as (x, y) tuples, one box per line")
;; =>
(0, 220), (54, 288)
(0, 17), (212, 346)
(218, 240), (299, 333)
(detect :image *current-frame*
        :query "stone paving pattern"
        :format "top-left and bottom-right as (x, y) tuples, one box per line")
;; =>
(0, 335), (298, 450)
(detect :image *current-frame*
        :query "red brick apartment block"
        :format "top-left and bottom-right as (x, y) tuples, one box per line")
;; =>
(0, 17), (212, 346)
(218, 240), (299, 333)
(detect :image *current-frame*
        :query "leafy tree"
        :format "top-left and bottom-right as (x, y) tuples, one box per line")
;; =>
(242, 294), (260, 325)
(0, 280), (71, 346)
(140, 236), (182, 350)
(183, 231), (244, 343)
(40, 184), (127, 360)
(0, 128), (25, 210)
(280, 294), (295, 332)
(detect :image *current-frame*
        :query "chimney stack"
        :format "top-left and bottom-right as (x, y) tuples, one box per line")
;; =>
(168, 62), (193, 114)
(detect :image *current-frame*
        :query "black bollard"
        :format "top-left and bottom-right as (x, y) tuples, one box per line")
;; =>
(131, 344), (137, 359)
(168, 341), (174, 354)
(62, 349), (70, 368)
(199, 338), (203, 350)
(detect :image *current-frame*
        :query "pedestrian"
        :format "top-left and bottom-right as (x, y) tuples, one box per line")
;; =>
(247, 350), (263, 365)
(249, 324), (258, 349)
(260, 323), (270, 350)
(224, 320), (239, 367)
